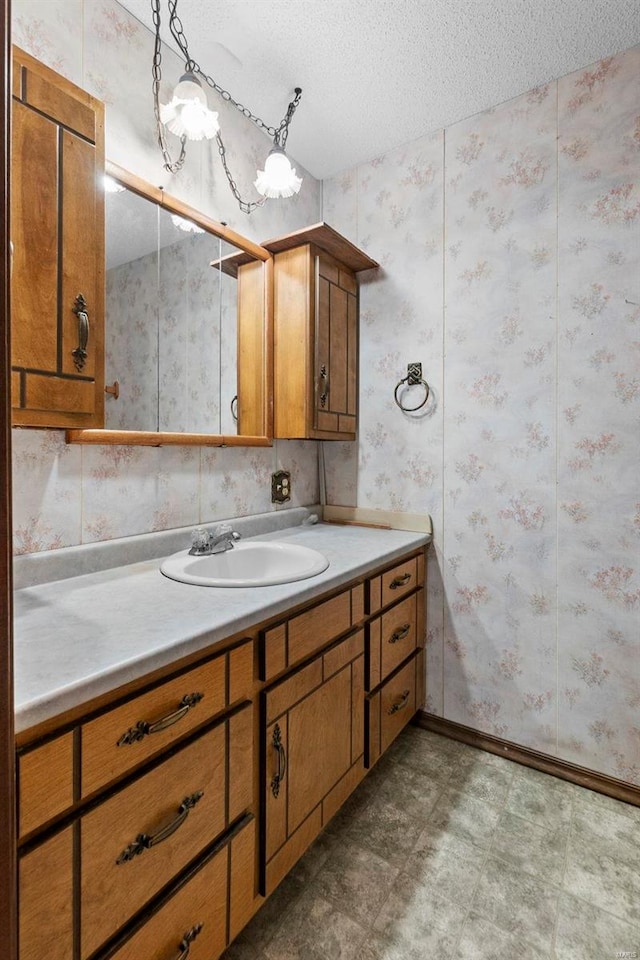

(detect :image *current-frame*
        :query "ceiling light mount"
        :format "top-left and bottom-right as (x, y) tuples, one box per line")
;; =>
(151, 0), (303, 214)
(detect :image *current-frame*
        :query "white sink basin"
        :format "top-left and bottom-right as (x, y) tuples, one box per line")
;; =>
(160, 540), (329, 587)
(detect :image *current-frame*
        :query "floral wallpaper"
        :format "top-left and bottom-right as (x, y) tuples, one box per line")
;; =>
(323, 45), (640, 784)
(11, 0), (322, 551)
(11, 1), (639, 785)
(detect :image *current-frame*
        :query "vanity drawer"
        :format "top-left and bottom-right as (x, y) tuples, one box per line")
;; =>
(366, 652), (419, 767)
(80, 706), (252, 958)
(367, 590), (421, 690)
(107, 838), (229, 960)
(367, 553), (424, 614)
(18, 731), (74, 838)
(260, 584), (364, 681)
(81, 647), (242, 797)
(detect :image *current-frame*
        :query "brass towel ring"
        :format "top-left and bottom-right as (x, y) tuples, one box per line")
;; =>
(394, 363), (430, 412)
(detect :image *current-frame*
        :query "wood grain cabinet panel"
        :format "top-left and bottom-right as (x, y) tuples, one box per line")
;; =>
(11, 46), (105, 428)
(368, 554), (422, 614)
(18, 731), (74, 837)
(107, 838), (229, 960)
(264, 223), (377, 440)
(81, 655), (226, 797)
(80, 723), (228, 957)
(19, 828), (74, 960)
(262, 630), (365, 895)
(379, 654), (418, 755)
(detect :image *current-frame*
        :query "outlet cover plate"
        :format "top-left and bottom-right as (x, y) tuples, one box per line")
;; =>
(271, 470), (291, 504)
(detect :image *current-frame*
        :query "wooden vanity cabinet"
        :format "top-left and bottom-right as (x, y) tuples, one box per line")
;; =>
(16, 638), (255, 960)
(262, 629), (365, 895)
(11, 47), (105, 429)
(263, 223), (378, 440)
(16, 546), (426, 959)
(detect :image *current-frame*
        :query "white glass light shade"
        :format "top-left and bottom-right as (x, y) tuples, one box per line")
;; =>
(254, 147), (302, 199)
(170, 213), (205, 234)
(160, 73), (219, 141)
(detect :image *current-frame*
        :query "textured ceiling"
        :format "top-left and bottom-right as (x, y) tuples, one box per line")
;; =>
(117, 0), (640, 180)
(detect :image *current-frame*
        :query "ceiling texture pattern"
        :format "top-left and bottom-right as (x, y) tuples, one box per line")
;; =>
(118, 0), (640, 179)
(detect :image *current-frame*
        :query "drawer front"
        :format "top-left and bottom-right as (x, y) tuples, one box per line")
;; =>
(367, 553), (423, 614)
(18, 731), (74, 838)
(107, 816), (257, 960)
(368, 591), (419, 690)
(107, 839), (229, 960)
(261, 586), (361, 681)
(379, 655), (418, 754)
(19, 827), (73, 960)
(80, 711), (248, 958)
(81, 655), (227, 797)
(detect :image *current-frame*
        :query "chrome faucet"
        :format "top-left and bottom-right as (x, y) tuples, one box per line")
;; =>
(189, 524), (241, 556)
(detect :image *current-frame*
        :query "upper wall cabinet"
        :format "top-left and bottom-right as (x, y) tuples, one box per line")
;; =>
(11, 47), (105, 429)
(264, 224), (378, 440)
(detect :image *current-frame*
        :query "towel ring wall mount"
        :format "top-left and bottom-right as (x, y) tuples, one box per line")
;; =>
(394, 362), (430, 412)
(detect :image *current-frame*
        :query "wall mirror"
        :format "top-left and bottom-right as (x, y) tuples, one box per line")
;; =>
(67, 161), (272, 447)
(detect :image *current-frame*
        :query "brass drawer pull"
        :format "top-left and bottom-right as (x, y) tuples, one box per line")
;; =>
(116, 791), (204, 863)
(175, 923), (204, 960)
(389, 572), (411, 590)
(387, 690), (411, 715)
(270, 723), (287, 799)
(116, 692), (205, 746)
(388, 623), (411, 644)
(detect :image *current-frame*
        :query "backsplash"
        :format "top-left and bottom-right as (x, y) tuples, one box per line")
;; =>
(11, 0), (322, 552)
(323, 46), (640, 784)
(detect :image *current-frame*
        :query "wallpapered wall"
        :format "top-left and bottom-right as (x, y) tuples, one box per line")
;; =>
(323, 46), (640, 784)
(11, 0), (322, 554)
(11, 1), (639, 785)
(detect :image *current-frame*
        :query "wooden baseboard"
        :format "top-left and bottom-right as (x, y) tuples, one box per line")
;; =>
(415, 711), (640, 808)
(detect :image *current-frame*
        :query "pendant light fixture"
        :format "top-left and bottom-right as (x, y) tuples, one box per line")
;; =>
(152, 0), (303, 214)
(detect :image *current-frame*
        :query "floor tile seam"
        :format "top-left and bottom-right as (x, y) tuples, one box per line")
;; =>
(289, 887), (372, 952)
(245, 879), (309, 952)
(496, 804), (574, 835)
(559, 884), (640, 931)
(566, 831), (640, 876)
(450, 837), (503, 959)
(485, 848), (566, 890)
(331, 833), (405, 877)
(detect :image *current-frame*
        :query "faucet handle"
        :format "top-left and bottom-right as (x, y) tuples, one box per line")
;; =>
(214, 523), (241, 541)
(191, 527), (211, 551)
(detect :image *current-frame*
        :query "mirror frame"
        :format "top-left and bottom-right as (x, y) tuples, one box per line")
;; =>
(66, 160), (274, 448)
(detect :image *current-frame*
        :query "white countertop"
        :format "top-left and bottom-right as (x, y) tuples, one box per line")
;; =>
(14, 522), (430, 734)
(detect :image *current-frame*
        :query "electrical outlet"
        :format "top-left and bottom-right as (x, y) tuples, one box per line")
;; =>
(271, 470), (292, 504)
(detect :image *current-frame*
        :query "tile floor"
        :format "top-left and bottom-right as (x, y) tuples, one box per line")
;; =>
(222, 726), (640, 960)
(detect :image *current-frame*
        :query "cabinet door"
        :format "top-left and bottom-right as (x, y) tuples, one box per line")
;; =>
(11, 47), (104, 428)
(19, 827), (74, 960)
(314, 253), (357, 437)
(262, 630), (365, 894)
